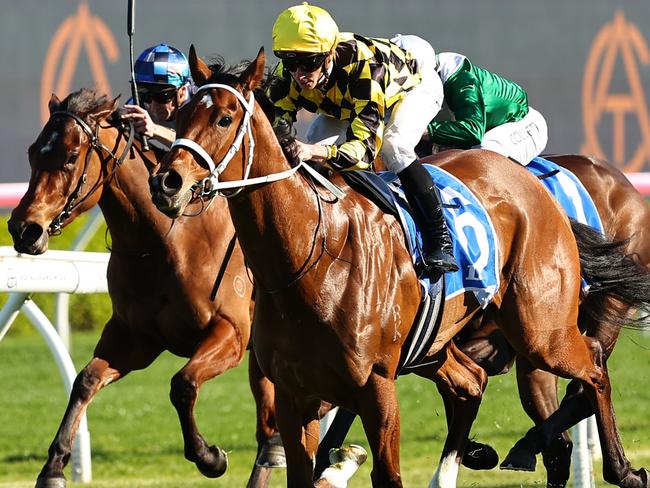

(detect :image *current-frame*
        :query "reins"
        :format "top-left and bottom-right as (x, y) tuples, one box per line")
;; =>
(48, 111), (136, 234)
(172, 82), (339, 294)
(171, 83), (344, 200)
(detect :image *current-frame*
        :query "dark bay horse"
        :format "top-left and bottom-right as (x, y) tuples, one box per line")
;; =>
(149, 47), (650, 487)
(7, 89), (259, 487)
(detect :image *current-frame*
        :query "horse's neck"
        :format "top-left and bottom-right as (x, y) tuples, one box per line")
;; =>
(228, 122), (323, 286)
(96, 128), (176, 250)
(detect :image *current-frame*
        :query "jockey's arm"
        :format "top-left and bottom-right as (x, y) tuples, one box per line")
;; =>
(427, 71), (487, 148)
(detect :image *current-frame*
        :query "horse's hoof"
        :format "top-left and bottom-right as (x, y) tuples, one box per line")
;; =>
(542, 437), (572, 488)
(500, 437), (537, 472)
(619, 467), (650, 488)
(34, 477), (67, 488)
(195, 445), (228, 478)
(462, 440), (499, 470)
(256, 432), (286, 468)
(328, 444), (368, 467)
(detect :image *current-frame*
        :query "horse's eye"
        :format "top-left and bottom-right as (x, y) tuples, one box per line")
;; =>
(65, 153), (79, 167)
(218, 116), (232, 127)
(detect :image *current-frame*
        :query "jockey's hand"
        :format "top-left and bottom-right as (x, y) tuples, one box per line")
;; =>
(294, 140), (328, 165)
(122, 104), (157, 138)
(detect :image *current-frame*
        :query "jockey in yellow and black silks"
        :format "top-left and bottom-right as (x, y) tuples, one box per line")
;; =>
(268, 3), (458, 274)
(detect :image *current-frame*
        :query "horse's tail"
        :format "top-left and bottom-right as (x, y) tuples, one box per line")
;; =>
(571, 220), (650, 329)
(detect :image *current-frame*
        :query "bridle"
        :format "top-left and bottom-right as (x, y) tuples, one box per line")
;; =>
(170, 83), (344, 199)
(47, 111), (135, 234)
(169, 82), (344, 293)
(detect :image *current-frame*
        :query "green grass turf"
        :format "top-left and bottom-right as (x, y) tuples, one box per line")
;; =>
(1, 329), (650, 487)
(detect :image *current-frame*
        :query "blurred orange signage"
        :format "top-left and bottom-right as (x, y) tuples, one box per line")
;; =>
(40, 1), (119, 123)
(582, 10), (650, 171)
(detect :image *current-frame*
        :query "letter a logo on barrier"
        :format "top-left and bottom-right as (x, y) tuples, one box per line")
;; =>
(40, 1), (119, 123)
(582, 10), (650, 171)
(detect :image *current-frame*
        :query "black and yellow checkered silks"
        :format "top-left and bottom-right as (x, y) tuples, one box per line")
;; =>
(269, 33), (421, 171)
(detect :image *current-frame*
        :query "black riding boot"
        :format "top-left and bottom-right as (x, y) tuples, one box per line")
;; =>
(398, 160), (459, 274)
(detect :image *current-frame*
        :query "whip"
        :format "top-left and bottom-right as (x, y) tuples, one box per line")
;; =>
(127, 0), (149, 152)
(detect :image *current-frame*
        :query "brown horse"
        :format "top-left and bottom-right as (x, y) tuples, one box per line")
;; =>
(497, 153), (650, 481)
(149, 46), (650, 487)
(435, 153), (650, 486)
(255, 152), (650, 487)
(7, 89), (259, 487)
(311, 152), (650, 487)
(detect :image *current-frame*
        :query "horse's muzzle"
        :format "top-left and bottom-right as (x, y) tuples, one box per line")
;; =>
(149, 173), (185, 218)
(7, 218), (49, 255)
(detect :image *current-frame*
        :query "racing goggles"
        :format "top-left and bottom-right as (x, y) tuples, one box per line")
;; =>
(137, 86), (178, 104)
(275, 52), (327, 73)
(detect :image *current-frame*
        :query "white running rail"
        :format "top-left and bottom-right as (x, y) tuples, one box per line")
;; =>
(0, 246), (110, 483)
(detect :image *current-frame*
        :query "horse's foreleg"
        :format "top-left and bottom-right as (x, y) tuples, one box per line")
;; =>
(426, 342), (487, 488)
(273, 387), (320, 488)
(354, 373), (402, 487)
(170, 318), (243, 478)
(35, 358), (122, 488)
(246, 349), (281, 488)
(36, 320), (161, 488)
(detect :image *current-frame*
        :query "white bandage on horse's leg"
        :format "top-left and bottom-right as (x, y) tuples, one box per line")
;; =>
(429, 450), (460, 488)
(318, 444), (368, 488)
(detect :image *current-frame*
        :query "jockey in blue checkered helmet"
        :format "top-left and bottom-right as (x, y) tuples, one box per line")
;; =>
(134, 43), (192, 89)
(123, 44), (194, 148)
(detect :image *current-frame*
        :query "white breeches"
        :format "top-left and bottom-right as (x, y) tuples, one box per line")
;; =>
(306, 34), (444, 173)
(477, 107), (548, 165)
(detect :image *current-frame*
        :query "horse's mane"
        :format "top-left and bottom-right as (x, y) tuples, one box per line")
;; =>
(61, 88), (112, 117)
(201, 56), (278, 123)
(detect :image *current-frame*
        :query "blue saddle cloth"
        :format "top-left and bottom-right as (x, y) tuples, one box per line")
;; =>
(340, 158), (604, 372)
(379, 165), (500, 309)
(526, 157), (604, 233)
(344, 156), (603, 311)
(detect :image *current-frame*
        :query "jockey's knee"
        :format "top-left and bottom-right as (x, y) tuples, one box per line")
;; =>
(380, 136), (416, 173)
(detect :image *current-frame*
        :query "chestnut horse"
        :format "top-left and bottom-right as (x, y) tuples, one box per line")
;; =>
(497, 153), (650, 482)
(7, 89), (260, 487)
(312, 152), (650, 487)
(436, 153), (650, 486)
(149, 47), (650, 487)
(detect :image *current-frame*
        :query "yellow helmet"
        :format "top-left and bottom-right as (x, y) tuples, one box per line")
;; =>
(272, 3), (339, 54)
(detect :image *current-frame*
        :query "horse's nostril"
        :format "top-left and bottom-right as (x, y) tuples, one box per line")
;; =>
(162, 170), (183, 192)
(22, 223), (45, 245)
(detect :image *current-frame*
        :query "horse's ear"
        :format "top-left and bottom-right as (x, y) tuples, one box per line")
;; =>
(48, 94), (62, 114)
(241, 47), (266, 92)
(189, 44), (211, 86)
(90, 96), (120, 123)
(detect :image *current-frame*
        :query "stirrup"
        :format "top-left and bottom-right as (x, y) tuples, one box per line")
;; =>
(423, 251), (459, 273)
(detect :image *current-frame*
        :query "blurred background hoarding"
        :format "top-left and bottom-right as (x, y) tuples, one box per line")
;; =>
(1, 0), (649, 182)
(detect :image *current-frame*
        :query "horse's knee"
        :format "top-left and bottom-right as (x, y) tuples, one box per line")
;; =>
(71, 367), (102, 402)
(170, 372), (198, 408)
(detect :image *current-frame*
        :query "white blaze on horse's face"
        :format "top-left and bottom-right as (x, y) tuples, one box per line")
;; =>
(199, 93), (214, 109)
(40, 131), (59, 155)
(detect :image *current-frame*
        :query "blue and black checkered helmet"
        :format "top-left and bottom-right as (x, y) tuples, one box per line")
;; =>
(134, 43), (191, 88)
